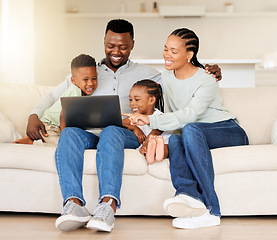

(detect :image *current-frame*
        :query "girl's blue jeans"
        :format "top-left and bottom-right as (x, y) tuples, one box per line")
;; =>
(55, 126), (140, 208)
(168, 119), (249, 217)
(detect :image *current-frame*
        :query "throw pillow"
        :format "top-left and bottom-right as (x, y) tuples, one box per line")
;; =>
(272, 119), (277, 144)
(0, 112), (22, 143)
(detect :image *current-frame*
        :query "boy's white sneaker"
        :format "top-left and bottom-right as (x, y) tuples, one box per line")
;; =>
(87, 199), (115, 232)
(55, 200), (92, 231)
(172, 210), (221, 229)
(163, 194), (207, 218)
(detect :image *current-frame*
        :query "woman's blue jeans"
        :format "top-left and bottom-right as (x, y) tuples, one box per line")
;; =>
(168, 119), (249, 217)
(55, 126), (140, 208)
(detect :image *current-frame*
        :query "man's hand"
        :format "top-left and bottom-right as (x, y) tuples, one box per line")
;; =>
(26, 114), (48, 141)
(205, 64), (222, 81)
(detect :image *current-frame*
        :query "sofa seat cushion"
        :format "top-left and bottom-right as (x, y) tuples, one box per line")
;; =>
(0, 143), (148, 175)
(2, 143), (277, 181)
(148, 144), (277, 180)
(212, 144), (277, 174)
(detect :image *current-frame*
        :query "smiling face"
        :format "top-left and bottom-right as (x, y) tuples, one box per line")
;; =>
(129, 85), (156, 115)
(104, 30), (134, 72)
(162, 35), (193, 71)
(71, 66), (97, 96)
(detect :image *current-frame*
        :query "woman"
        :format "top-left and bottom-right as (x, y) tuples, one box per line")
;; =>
(125, 28), (249, 229)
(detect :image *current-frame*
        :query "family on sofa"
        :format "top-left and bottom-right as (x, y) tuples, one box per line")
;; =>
(14, 19), (249, 232)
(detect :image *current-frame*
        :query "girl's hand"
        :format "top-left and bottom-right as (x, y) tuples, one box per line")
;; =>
(122, 113), (150, 126)
(139, 142), (147, 156)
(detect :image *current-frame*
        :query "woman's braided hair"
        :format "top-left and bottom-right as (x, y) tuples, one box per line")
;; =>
(170, 28), (204, 69)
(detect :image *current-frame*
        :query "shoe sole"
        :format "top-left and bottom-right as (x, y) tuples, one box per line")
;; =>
(55, 215), (92, 231)
(163, 199), (207, 218)
(87, 219), (114, 232)
(173, 217), (220, 229)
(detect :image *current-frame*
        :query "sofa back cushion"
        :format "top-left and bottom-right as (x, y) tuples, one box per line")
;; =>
(0, 82), (53, 136)
(0, 112), (22, 142)
(220, 86), (277, 145)
(1, 82), (277, 145)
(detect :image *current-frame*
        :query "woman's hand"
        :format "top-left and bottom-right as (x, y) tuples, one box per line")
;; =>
(122, 113), (150, 126)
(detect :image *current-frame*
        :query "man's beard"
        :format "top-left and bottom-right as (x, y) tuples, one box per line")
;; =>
(109, 60), (121, 69)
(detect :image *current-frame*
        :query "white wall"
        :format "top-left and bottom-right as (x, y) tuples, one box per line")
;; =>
(68, 0), (277, 13)
(1, 0), (277, 85)
(34, 0), (66, 86)
(0, 0), (2, 73)
(64, 0), (277, 60)
(62, 0), (277, 88)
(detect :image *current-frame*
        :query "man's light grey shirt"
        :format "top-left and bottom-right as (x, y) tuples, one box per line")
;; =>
(30, 60), (161, 117)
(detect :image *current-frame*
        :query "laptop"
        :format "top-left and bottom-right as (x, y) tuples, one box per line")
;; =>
(60, 95), (124, 129)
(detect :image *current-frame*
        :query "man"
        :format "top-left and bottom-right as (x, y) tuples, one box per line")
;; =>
(28, 19), (222, 232)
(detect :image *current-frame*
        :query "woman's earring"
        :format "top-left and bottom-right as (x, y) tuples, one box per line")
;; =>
(188, 59), (190, 63)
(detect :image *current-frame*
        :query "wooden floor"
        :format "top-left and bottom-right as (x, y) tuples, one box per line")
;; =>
(0, 213), (277, 240)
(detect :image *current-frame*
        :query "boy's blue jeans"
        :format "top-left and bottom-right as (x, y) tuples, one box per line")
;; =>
(55, 126), (140, 208)
(168, 119), (249, 217)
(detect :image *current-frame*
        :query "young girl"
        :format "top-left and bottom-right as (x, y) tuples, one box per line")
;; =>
(123, 79), (171, 164)
(14, 54), (97, 146)
(125, 28), (249, 229)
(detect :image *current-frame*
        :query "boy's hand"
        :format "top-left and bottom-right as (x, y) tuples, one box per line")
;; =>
(133, 127), (146, 144)
(26, 114), (48, 141)
(60, 110), (66, 132)
(205, 64), (222, 81)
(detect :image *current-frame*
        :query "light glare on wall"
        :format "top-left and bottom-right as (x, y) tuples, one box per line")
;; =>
(262, 52), (277, 69)
(1, 0), (34, 84)
(1, 0), (9, 64)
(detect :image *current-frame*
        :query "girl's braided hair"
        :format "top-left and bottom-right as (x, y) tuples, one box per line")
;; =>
(133, 79), (164, 113)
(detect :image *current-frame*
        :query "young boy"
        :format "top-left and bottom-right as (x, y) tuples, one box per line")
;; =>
(14, 54), (97, 146)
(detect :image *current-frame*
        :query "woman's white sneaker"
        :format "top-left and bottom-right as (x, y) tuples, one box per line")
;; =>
(172, 210), (220, 229)
(163, 194), (207, 218)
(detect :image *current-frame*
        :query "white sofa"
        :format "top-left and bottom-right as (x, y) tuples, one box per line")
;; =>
(1, 81), (277, 216)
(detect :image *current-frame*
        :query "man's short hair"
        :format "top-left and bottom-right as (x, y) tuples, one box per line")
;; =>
(71, 54), (96, 69)
(105, 19), (134, 40)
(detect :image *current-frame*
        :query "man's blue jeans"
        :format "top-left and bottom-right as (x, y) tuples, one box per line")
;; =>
(55, 126), (140, 208)
(168, 119), (249, 217)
